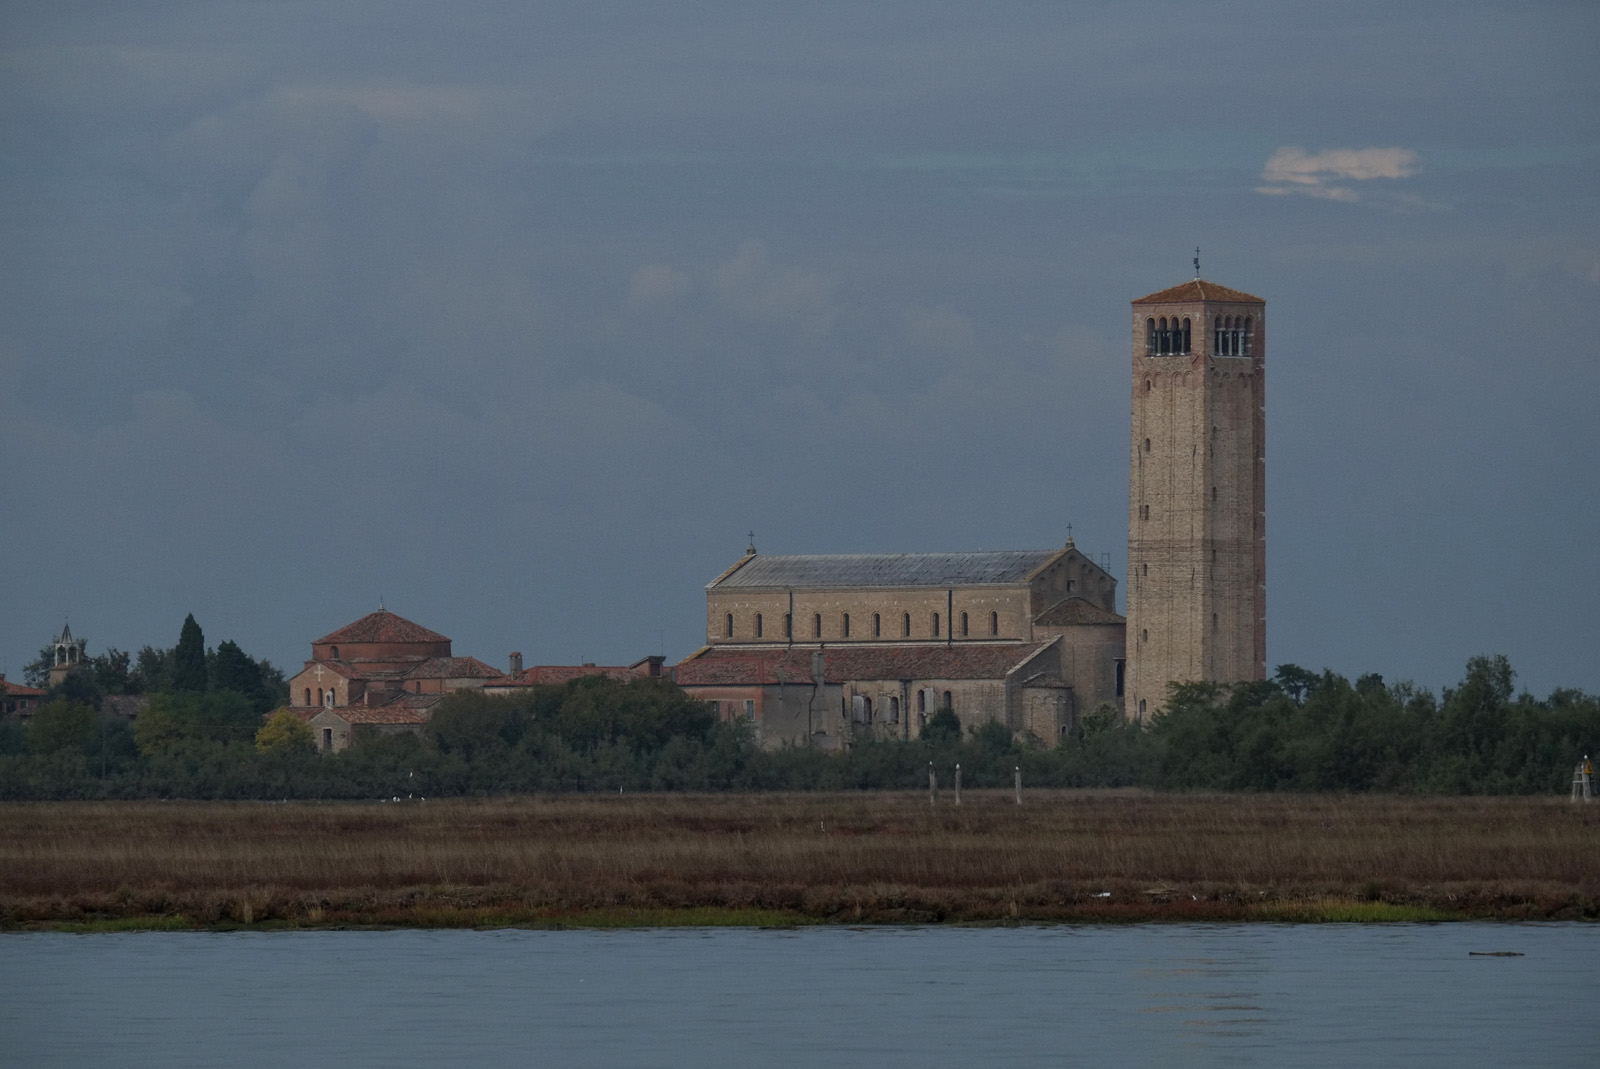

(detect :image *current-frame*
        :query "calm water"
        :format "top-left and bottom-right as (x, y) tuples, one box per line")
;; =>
(3, 924), (1597, 1067)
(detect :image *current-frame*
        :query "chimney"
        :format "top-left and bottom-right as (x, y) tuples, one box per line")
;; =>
(509, 652), (523, 675)
(645, 655), (665, 677)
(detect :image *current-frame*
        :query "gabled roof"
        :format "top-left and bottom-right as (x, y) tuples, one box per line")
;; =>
(1034, 597), (1126, 627)
(313, 609), (450, 646)
(2, 679), (46, 698)
(289, 692), (441, 725)
(710, 550), (1063, 590)
(1132, 279), (1263, 305)
(294, 659), (365, 680)
(405, 656), (502, 680)
(674, 641), (1056, 686)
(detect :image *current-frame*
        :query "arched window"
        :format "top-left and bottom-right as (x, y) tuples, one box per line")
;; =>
(873, 613), (881, 637)
(814, 613), (822, 638)
(1139, 698), (1147, 717)
(932, 612), (941, 637)
(843, 613), (851, 638)
(990, 611), (999, 636)
(330, 646), (339, 660)
(1157, 317), (1169, 355)
(725, 613), (733, 637)
(1182, 318), (1191, 353)
(960, 612), (969, 637)
(903, 613), (911, 637)
(918, 690), (927, 713)
(755, 613), (763, 638)
(942, 690), (953, 709)
(784, 614), (792, 638)
(1214, 315), (1223, 355)
(1146, 318), (1156, 354)
(889, 696), (900, 723)
(304, 688), (311, 705)
(863, 696), (872, 723)
(1242, 316), (1253, 356)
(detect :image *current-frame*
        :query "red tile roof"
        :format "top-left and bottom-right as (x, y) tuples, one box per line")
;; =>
(674, 642), (1055, 687)
(2, 680), (46, 698)
(1034, 597), (1125, 626)
(1132, 279), (1263, 305)
(484, 664), (644, 688)
(405, 656), (502, 680)
(313, 609), (450, 646)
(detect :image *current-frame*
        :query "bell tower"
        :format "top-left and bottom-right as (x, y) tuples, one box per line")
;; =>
(1126, 275), (1265, 721)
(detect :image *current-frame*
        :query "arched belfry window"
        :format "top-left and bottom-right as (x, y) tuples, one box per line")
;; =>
(1243, 316), (1253, 356)
(1146, 318), (1156, 354)
(1182, 318), (1191, 353)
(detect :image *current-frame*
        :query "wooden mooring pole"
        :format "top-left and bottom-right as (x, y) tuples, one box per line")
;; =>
(954, 763), (961, 806)
(928, 762), (937, 806)
(1014, 765), (1022, 805)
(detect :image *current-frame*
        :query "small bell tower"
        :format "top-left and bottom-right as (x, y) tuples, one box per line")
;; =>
(1126, 274), (1266, 721)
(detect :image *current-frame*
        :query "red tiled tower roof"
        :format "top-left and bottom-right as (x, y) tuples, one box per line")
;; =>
(313, 609), (450, 646)
(1132, 279), (1263, 305)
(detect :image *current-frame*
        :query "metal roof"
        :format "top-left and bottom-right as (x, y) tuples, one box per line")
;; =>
(709, 550), (1061, 590)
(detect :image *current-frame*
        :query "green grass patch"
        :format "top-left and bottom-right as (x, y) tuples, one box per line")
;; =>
(1252, 899), (1458, 923)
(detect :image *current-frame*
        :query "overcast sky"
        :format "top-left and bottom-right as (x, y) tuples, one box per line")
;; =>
(3, 1), (1596, 697)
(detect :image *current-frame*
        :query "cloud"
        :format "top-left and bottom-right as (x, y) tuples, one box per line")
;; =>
(1256, 146), (1420, 201)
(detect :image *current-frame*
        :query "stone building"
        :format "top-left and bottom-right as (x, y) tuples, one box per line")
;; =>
(675, 542), (1125, 748)
(1126, 278), (1266, 720)
(286, 608), (501, 751)
(48, 623), (87, 688)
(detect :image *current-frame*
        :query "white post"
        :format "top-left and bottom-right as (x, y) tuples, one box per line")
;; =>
(954, 763), (962, 806)
(1014, 765), (1022, 805)
(928, 762), (937, 806)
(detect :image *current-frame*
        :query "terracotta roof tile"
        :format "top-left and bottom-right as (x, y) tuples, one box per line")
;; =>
(1033, 597), (1126, 626)
(1132, 279), (1263, 305)
(313, 609), (450, 646)
(674, 642), (1054, 687)
(405, 656), (502, 680)
(2, 680), (46, 698)
(484, 664), (643, 688)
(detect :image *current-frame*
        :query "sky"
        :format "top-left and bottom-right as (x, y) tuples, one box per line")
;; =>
(2, 1), (1597, 698)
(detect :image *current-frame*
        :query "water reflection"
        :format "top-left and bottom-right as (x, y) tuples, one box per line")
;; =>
(1, 923), (1597, 1068)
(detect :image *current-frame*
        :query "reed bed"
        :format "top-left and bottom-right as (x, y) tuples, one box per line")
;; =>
(3, 792), (1597, 928)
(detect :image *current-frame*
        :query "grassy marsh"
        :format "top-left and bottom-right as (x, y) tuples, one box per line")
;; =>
(3, 792), (1596, 929)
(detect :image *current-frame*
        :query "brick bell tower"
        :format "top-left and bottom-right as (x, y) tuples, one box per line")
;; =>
(1126, 269), (1265, 721)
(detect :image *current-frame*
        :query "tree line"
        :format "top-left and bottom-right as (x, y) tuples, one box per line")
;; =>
(1, 650), (1595, 799)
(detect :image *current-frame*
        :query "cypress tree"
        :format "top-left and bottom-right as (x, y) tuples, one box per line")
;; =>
(172, 614), (207, 693)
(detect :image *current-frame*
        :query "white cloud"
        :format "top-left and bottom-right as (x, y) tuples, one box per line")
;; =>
(1256, 146), (1420, 201)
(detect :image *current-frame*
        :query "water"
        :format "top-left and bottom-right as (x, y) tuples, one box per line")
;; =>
(3, 924), (1597, 1067)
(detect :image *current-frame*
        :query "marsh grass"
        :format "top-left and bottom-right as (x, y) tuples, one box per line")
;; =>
(3, 792), (1596, 928)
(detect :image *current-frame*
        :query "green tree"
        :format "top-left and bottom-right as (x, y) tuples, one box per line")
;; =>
(920, 706), (962, 744)
(22, 645), (53, 689)
(129, 645), (173, 693)
(211, 640), (261, 696)
(92, 648), (132, 694)
(26, 700), (96, 755)
(172, 615), (207, 693)
(255, 710), (315, 756)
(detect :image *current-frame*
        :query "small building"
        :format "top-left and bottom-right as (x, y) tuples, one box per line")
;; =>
(1, 674), (45, 717)
(480, 655), (667, 696)
(290, 694), (442, 753)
